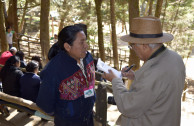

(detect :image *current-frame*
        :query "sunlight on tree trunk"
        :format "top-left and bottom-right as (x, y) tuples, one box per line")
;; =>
(58, 0), (67, 33)
(110, 0), (119, 70)
(94, 0), (105, 62)
(128, 0), (140, 70)
(12, 0), (18, 48)
(148, 0), (154, 16)
(40, 0), (50, 66)
(6, 0), (19, 48)
(155, 0), (163, 18)
(2, 1), (8, 28)
(7, 0), (14, 27)
(170, 0), (182, 34)
(144, 0), (150, 16)
(128, 0), (140, 89)
(19, 1), (28, 33)
(162, 0), (168, 28)
(0, 1), (8, 52)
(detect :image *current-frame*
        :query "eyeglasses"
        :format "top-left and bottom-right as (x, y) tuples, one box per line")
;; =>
(128, 43), (135, 49)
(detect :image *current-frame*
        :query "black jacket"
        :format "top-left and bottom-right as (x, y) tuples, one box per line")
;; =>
(0, 66), (23, 96)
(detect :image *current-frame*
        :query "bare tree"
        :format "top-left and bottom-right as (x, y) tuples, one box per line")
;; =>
(0, 1), (8, 52)
(155, 0), (163, 18)
(110, 0), (119, 69)
(7, 0), (13, 27)
(170, 0), (182, 34)
(40, 0), (50, 66)
(19, 1), (29, 33)
(128, 0), (140, 70)
(162, 0), (168, 28)
(5, 0), (19, 48)
(2, 1), (8, 28)
(148, 0), (154, 15)
(58, 0), (67, 33)
(94, 0), (105, 62)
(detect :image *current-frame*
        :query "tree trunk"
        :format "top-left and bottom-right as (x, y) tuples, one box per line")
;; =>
(94, 0), (105, 62)
(170, 0), (182, 34)
(0, 1), (8, 52)
(128, 0), (140, 70)
(40, 0), (50, 66)
(155, 0), (163, 18)
(19, 0), (28, 33)
(6, 0), (18, 48)
(58, 0), (67, 33)
(12, 0), (18, 33)
(12, 0), (18, 48)
(121, 3), (126, 33)
(144, 0), (150, 16)
(148, 0), (154, 16)
(7, 0), (14, 27)
(162, 0), (168, 28)
(51, 17), (54, 37)
(2, 1), (8, 27)
(110, 0), (119, 70)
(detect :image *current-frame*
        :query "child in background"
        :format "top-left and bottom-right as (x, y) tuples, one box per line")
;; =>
(6, 26), (17, 49)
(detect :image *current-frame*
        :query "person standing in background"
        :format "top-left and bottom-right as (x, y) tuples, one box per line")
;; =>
(6, 26), (17, 49)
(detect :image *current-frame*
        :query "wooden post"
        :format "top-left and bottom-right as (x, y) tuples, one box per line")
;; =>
(28, 38), (30, 58)
(52, 16), (54, 37)
(95, 83), (107, 126)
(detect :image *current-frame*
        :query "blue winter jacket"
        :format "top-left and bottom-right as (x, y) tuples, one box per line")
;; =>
(36, 51), (96, 126)
(20, 73), (40, 102)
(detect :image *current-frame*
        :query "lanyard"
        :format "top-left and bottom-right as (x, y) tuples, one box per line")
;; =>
(77, 59), (89, 88)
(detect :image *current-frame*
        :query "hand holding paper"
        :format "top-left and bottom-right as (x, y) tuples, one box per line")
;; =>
(96, 58), (122, 78)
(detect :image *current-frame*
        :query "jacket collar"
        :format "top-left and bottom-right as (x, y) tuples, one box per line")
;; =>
(134, 48), (168, 80)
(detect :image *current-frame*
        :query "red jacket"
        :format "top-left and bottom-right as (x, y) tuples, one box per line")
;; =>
(0, 51), (13, 70)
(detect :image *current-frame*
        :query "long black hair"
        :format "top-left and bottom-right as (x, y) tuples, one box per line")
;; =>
(0, 56), (20, 78)
(16, 50), (25, 61)
(58, 25), (83, 51)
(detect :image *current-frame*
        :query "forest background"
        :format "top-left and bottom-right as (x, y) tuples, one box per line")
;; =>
(0, 0), (193, 70)
(0, 0), (193, 126)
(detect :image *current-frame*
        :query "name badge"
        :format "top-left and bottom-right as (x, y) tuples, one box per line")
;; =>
(84, 86), (94, 98)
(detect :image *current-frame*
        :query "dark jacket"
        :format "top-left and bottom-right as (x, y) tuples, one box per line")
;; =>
(20, 73), (40, 102)
(36, 51), (96, 126)
(20, 60), (27, 68)
(0, 66), (23, 96)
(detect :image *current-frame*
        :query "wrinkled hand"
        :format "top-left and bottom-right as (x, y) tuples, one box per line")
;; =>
(121, 66), (135, 80)
(102, 70), (117, 82)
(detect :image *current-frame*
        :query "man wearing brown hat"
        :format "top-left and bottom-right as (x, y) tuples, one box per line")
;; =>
(103, 16), (185, 126)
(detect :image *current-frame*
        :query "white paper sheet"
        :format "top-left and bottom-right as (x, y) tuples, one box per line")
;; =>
(96, 58), (122, 78)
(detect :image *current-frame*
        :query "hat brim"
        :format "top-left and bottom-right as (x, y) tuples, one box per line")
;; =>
(120, 33), (173, 44)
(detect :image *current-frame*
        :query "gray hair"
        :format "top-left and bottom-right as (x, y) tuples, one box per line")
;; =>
(148, 43), (162, 49)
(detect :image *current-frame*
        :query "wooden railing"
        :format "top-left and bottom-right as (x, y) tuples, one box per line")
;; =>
(17, 35), (130, 70)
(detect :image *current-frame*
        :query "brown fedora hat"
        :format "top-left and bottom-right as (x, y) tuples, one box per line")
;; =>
(120, 16), (173, 44)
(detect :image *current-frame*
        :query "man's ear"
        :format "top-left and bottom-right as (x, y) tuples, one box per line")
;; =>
(64, 43), (71, 52)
